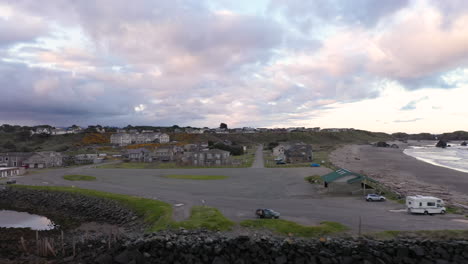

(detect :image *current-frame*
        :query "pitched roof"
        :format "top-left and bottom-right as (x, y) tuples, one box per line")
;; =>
(321, 168), (376, 184)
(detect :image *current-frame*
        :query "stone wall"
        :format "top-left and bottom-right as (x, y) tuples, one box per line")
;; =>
(78, 230), (468, 264)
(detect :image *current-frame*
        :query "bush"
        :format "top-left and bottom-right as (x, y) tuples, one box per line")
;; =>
(2, 141), (16, 150)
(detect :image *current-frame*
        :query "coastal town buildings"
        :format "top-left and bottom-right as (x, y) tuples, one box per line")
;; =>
(110, 132), (170, 146)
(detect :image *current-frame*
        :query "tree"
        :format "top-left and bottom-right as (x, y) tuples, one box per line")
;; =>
(220, 123), (228, 129)
(3, 141), (16, 150)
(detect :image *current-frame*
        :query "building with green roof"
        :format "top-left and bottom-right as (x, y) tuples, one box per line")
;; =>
(321, 168), (376, 194)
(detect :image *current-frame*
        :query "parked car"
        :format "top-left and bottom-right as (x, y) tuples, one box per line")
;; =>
(255, 208), (280, 219)
(366, 194), (386, 202)
(276, 161), (286, 165)
(6, 179), (16, 184)
(310, 163), (321, 167)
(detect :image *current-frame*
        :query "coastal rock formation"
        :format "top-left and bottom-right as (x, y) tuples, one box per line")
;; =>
(375, 141), (390, 147)
(436, 140), (447, 148)
(461, 141), (467, 146)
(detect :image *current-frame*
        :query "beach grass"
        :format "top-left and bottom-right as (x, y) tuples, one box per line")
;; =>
(11, 185), (233, 232)
(172, 206), (234, 231)
(63, 175), (97, 181)
(164, 175), (228, 180)
(240, 219), (348, 237)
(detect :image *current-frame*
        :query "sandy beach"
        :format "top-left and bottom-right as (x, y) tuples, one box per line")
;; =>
(330, 142), (468, 207)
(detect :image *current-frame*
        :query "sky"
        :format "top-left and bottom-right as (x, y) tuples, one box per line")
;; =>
(0, 0), (467, 133)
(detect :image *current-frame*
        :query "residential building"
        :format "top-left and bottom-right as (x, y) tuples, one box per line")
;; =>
(127, 148), (153, 162)
(31, 127), (51, 135)
(284, 144), (313, 163)
(51, 128), (67, 135)
(0, 167), (25, 178)
(23, 151), (63, 168)
(0, 152), (34, 167)
(179, 149), (231, 166)
(110, 132), (170, 146)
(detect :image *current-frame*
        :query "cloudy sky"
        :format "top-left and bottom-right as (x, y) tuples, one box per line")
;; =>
(0, 0), (467, 133)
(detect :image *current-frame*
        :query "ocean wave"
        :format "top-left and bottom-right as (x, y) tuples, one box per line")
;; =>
(403, 146), (468, 173)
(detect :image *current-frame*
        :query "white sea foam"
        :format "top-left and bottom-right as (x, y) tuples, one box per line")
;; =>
(403, 144), (468, 173)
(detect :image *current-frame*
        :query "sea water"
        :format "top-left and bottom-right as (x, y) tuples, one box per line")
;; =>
(403, 143), (468, 173)
(0, 210), (55, 230)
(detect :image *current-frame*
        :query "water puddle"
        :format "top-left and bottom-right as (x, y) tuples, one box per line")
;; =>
(0, 210), (56, 230)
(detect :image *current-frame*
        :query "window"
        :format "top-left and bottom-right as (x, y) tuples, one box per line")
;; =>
(419, 202), (422, 206)
(5, 157), (8, 161)
(0, 157), (2, 161)
(408, 202), (412, 205)
(427, 202), (435, 206)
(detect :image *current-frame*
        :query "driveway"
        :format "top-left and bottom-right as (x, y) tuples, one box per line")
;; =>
(14, 165), (468, 233)
(250, 145), (264, 168)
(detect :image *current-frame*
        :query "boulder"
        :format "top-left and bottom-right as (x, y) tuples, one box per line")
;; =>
(436, 140), (447, 148)
(461, 141), (467, 146)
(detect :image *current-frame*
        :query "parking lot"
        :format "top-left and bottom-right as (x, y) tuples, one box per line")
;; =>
(14, 163), (468, 233)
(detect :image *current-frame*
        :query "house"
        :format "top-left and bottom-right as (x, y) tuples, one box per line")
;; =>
(67, 126), (83, 134)
(284, 144), (313, 163)
(110, 132), (170, 146)
(31, 127), (51, 135)
(23, 151), (63, 168)
(74, 154), (100, 164)
(154, 147), (177, 161)
(127, 148), (152, 162)
(51, 128), (67, 135)
(0, 152), (34, 167)
(0, 167), (25, 178)
(320, 168), (376, 194)
(179, 149), (231, 166)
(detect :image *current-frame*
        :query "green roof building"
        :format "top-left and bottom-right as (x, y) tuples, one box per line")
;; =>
(321, 168), (376, 194)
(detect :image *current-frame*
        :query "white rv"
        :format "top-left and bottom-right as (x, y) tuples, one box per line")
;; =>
(406, 195), (446, 215)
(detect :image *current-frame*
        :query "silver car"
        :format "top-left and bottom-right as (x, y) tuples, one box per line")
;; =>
(366, 194), (386, 202)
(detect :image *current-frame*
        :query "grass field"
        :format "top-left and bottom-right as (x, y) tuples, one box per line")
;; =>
(240, 219), (348, 237)
(172, 206), (234, 231)
(164, 175), (228, 180)
(63, 175), (97, 181)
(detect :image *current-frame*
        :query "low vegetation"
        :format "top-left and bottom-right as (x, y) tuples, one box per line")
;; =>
(172, 206), (234, 231)
(63, 175), (97, 181)
(365, 229), (468, 240)
(12, 185), (233, 232)
(240, 219), (348, 237)
(304, 175), (323, 184)
(164, 175), (228, 180)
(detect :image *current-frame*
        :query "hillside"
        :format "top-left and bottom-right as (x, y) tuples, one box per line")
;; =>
(171, 130), (392, 146)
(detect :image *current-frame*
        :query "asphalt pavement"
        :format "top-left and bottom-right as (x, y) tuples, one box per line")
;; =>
(14, 161), (468, 233)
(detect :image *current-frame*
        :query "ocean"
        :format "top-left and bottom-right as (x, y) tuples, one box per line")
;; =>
(403, 142), (468, 173)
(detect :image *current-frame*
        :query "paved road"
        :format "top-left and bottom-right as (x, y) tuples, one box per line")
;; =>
(251, 145), (265, 168)
(14, 164), (468, 233)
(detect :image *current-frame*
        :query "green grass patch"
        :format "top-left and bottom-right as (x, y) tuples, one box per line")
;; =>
(240, 219), (348, 237)
(12, 185), (232, 232)
(164, 175), (228, 180)
(304, 175), (323, 184)
(446, 206), (463, 214)
(63, 175), (96, 181)
(365, 230), (468, 240)
(172, 206), (234, 231)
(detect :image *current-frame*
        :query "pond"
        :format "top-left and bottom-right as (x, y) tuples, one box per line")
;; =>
(0, 210), (56, 230)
